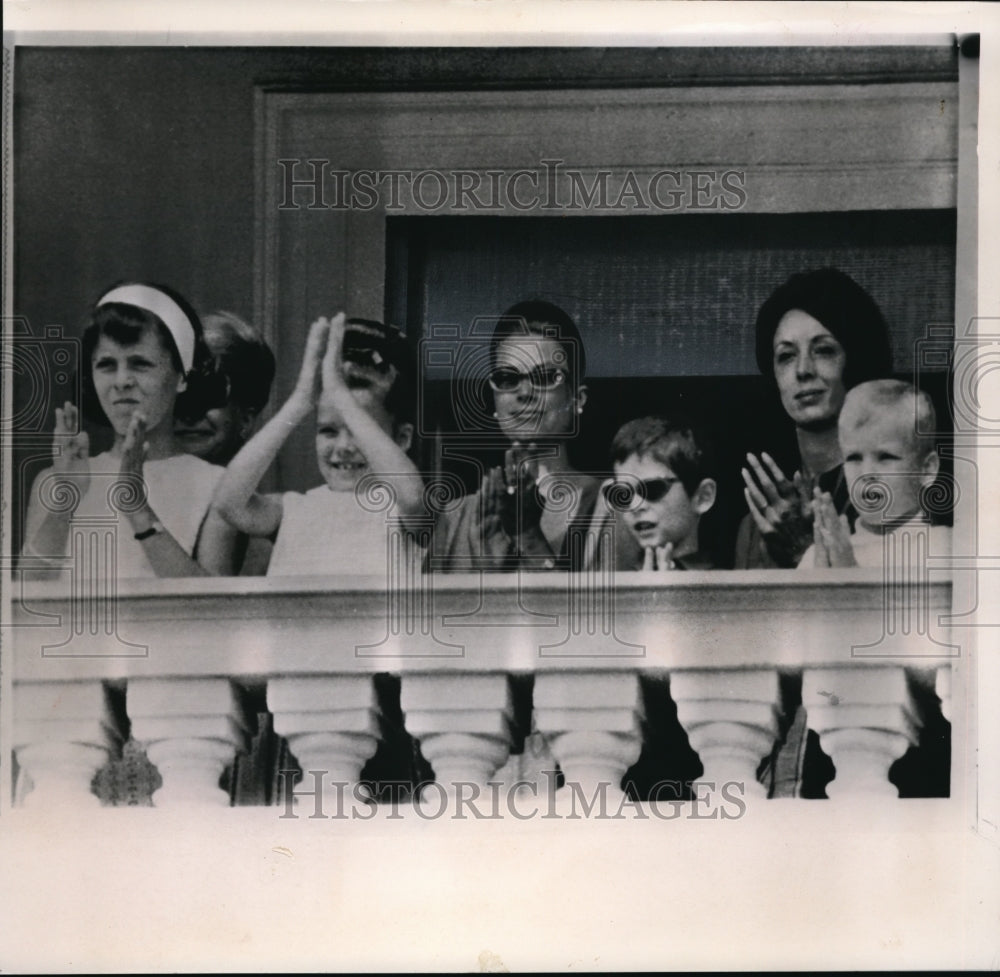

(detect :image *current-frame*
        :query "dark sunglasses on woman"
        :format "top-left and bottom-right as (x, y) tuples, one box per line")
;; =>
(174, 360), (232, 421)
(488, 365), (566, 392)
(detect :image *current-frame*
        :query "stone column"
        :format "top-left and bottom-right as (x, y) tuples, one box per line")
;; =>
(533, 671), (643, 810)
(268, 674), (381, 809)
(128, 677), (251, 806)
(802, 665), (918, 798)
(401, 673), (513, 799)
(671, 668), (781, 800)
(14, 681), (122, 808)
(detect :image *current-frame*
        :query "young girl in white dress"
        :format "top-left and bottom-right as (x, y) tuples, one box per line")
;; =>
(214, 313), (424, 578)
(22, 281), (239, 579)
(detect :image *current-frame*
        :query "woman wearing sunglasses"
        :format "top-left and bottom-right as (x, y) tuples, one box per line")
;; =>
(734, 267), (894, 569)
(22, 281), (239, 579)
(429, 299), (601, 572)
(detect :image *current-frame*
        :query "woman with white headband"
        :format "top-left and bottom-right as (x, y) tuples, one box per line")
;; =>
(22, 281), (239, 577)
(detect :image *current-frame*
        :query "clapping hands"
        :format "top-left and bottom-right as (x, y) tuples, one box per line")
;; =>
(742, 452), (816, 567)
(320, 313), (349, 397)
(641, 541), (676, 571)
(499, 442), (545, 539)
(52, 402), (91, 500)
(290, 313), (348, 414)
(473, 443), (547, 566)
(52, 402), (155, 517)
(811, 488), (857, 567)
(119, 410), (148, 479)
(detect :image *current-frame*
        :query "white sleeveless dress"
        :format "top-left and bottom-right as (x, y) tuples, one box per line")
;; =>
(56, 452), (223, 578)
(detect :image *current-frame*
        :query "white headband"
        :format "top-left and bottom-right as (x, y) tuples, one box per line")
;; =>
(97, 284), (196, 374)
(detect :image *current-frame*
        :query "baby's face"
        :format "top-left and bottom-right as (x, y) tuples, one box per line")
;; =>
(315, 389), (394, 492)
(840, 410), (931, 528)
(612, 453), (700, 552)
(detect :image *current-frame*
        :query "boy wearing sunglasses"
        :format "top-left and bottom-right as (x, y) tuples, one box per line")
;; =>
(602, 416), (718, 571)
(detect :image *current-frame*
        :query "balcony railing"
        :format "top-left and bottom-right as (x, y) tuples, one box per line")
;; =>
(8, 570), (957, 812)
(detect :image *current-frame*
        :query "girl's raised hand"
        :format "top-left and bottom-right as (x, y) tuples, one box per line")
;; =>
(105, 410), (155, 523)
(118, 411), (149, 482)
(320, 312), (348, 396)
(51, 402), (91, 498)
(290, 317), (333, 411)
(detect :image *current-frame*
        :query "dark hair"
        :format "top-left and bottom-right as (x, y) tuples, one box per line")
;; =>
(342, 317), (415, 427)
(80, 281), (217, 426)
(611, 415), (717, 496)
(754, 267), (893, 390)
(489, 299), (586, 386)
(200, 311), (276, 415)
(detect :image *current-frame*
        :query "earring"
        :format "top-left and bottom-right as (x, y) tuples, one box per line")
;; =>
(576, 406), (583, 415)
(492, 411), (499, 419)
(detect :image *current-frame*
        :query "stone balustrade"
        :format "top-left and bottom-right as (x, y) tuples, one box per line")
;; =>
(8, 570), (959, 810)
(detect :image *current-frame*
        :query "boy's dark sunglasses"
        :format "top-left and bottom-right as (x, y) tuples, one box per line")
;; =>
(602, 476), (681, 510)
(488, 365), (566, 392)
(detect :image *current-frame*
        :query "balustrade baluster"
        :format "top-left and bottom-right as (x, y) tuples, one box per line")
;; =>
(533, 671), (642, 809)
(671, 668), (781, 799)
(14, 680), (122, 808)
(401, 673), (513, 800)
(268, 675), (381, 807)
(802, 665), (918, 798)
(128, 678), (250, 806)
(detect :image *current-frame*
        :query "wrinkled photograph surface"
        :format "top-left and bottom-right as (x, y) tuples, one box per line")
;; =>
(2, 2), (998, 971)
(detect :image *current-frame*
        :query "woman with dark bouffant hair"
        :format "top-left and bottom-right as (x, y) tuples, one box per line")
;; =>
(735, 267), (894, 569)
(22, 281), (239, 578)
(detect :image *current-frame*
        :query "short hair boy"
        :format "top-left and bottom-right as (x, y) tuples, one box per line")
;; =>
(603, 416), (718, 570)
(803, 379), (948, 567)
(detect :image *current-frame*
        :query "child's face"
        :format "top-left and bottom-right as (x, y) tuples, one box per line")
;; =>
(840, 408), (936, 529)
(315, 388), (396, 492)
(612, 453), (703, 553)
(91, 323), (184, 437)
